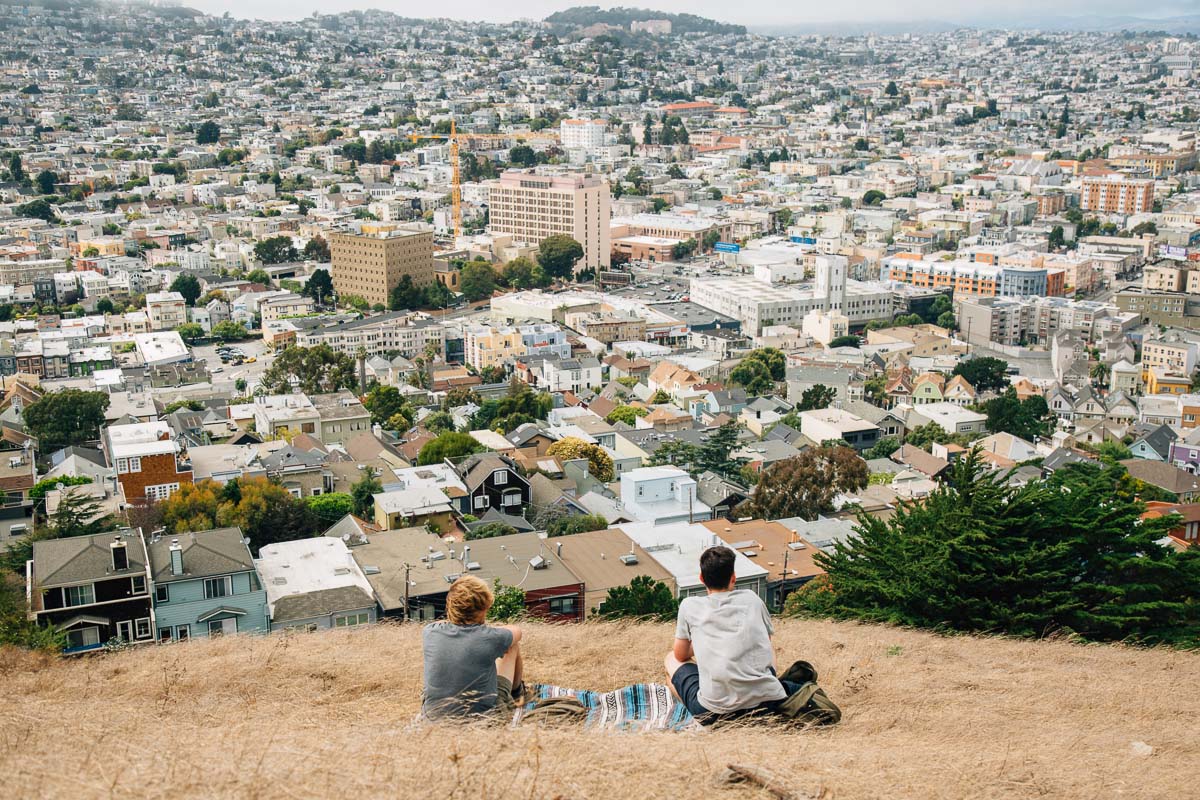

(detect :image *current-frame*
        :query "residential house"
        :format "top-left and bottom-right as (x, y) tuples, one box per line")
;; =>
(1129, 424), (1177, 462)
(104, 420), (194, 505)
(28, 529), (154, 653)
(703, 518), (824, 611)
(373, 487), (455, 532)
(739, 396), (791, 436)
(252, 394), (320, 442)
(618, 466), (712, 525)
(256, 536), (378, 632)
(1121, 459), (1200, 501)
(451, 452), (531, 518)
(311, 391), (372, 446)
(345, 527), (583, 621)
(147, 527), (269, 641)
(1142, 501), (1200, 547)
(798, 407), (881, 451)
(554, 527), (677, 618)
(616, 520), (769, 600)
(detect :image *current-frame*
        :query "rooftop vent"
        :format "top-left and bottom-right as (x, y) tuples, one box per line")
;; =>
(444, 573), (462, 583)
(618, 553), (639, 566)
(529, 555), (548, 570)
(362, 565), (381, 575)
(787, 542), (808, 550)
(466, 562), (481, 571)
(272, 577), (287, 585)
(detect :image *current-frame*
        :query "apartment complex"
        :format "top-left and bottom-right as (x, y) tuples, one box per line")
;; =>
(485, 171), (610, 272)
(295, 311), (445, 359)
(559, 118), (607, 150)
(103, 421), (194, 505)
(1080, 173), (1155, 215)
(329, 223), (435, 307)
(885, 257), (1065, 298)
(955, 295), (1139, 346)
(145, 291), (187, 331)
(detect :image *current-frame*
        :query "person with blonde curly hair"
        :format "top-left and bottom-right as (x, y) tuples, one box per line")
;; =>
(422, 575), (524, 720)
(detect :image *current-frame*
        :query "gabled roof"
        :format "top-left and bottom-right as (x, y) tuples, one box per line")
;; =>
(1132, 424), (1178, 460)
(890, 444), (950, 478)
(1121, 459), (1200, 495)
(146, 527), (255, 583)
(33, 529), (146, 588)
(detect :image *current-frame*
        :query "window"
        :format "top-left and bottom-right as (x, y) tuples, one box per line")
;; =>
(549, 597), (578, 616)
(156, 584), (169, 603)
(208, 618), (237, 636)
(159, 627), (173, 642)
(65, 584), (94, 607)
(128, 457), (142, 473)
(176, 625), (190, 641)
(145, 483), (179, 502)
(502, 491), (522, 507)
(131, 575), (146, 594)
(334, 612), (370, 627)
(288, 487), (302, 499)
(135, 617), (151, 638)
(494, 470), (507, 486)
(474, 495), (488, 510)
(116, 458), (128, 473)
(204, 576), (232, 599)
(65, 627), (101, 649)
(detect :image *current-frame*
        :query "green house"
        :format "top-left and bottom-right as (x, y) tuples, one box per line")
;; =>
(146, 527), (268, 642)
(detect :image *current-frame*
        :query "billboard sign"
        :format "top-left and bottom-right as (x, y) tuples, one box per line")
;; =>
(714, 242), (741, 253)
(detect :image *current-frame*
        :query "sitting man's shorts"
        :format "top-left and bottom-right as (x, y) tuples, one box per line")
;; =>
(670, 663), (797, 725)
(494, 676), (518, 717)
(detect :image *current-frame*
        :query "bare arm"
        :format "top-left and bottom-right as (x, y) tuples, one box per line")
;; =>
(501, 624), (522, 648)
(673, 637), (694, 663)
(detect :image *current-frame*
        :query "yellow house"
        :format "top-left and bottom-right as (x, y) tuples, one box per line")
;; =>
(464, 325), (525, 371)
(373, 487), (457, 532)
(71, 237), (126, 257)
(1144, 367), (1191, 396)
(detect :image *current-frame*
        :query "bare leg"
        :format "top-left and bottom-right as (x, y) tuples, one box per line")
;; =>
(496, 642), (523, 695)
(664, 651), (687, 700)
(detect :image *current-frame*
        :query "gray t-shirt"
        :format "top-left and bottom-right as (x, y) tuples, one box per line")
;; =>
(422, 622), (514, 719)
(675, 589), (785, 714)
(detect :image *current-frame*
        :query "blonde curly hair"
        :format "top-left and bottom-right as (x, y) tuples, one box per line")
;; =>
(446, 575), (493, 625)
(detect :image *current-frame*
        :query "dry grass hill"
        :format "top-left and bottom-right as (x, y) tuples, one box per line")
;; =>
(2, 618), (1197, 799)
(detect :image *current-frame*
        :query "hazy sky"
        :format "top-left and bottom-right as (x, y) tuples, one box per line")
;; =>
(181, 0), (1196, 26)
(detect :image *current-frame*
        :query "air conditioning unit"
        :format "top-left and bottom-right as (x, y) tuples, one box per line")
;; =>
(618, 553), (638, 566)
(529, 555), (548, 570)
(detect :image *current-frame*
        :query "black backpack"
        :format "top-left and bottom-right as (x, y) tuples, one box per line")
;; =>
(776, 660), (842, 725)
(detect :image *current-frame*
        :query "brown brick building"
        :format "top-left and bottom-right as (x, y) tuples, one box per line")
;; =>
(329, 223), (436, 307)
(103, 421), (194, 506)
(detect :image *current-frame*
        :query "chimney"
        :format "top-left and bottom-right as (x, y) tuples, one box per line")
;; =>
(169, 539), (183, 576)
(110, 536), (128, 571)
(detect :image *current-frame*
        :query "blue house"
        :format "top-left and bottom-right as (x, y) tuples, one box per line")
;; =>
(147, 528), (268, 641)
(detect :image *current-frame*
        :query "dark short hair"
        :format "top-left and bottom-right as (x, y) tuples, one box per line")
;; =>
(699, 546), (736, 589)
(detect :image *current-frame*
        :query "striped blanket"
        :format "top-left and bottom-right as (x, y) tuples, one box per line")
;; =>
(513, 682), (698, 732)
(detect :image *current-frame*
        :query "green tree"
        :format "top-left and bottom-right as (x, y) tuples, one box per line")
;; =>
(364, 385), (412, 429)
(422, 410), (456, 433)
(1048, 225), (1065, 249)
(828, 335), (861, 348)
(417, 431), (484, 466)
(466, 522), (519, 540)
(258, 345), (357, 395)
(884, 80), (899, 97)
(729, 359), (774, 396)
(389, 275), (425, 311)
(196, 121), (221, 144)
(28, 475), (92, 502)
(546, 513), (608, 537)
(303, 235), (331, 262)
(253, 236), (298, 265)
(487, 580), (526, 622)
(169, 273), (202, 306)
(695, 420), (746, 478)
(983, 388), (1052, 441)
(501, 256), (541, 289)
(744, 347), (786, 380)
(862, 190), (886, 206)
(597, 575), (679, 621)
(245, 269), (272, 286)
(15, 198), (55, 223)
(788, 455), (1200, 646)
(460, 261), (497, 302)
(303, 268), (334, 303)
(741, 446), (868, 521)
(797, 384), (837, 412)
(606, 404), (648, 425)
(22, 389), (110, 449)
(176, 322), (205, 343)
(34, 170), (57, 195)
(937, 311), (956, 329)
(350, 467), (382, 519)
(537, 235), (584, 281)
(96, 298), (114, 314)
(952, 357), (1009, 393)
(547, 437), (615, 482)
(862, 436), (901, 460)
(305, 492), (353, 522)
(905, 422), (954, 451)
(210, 321), (249, 342)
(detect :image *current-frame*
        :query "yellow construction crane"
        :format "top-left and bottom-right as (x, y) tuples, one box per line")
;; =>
(408, 120), (561, 239)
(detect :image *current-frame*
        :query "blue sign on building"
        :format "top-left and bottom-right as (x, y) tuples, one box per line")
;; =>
(714, 242), (741, 253)
(790, 236), (816, 245)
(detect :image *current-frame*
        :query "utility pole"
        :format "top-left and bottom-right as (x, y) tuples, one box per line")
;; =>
(403, 562), (411, 622)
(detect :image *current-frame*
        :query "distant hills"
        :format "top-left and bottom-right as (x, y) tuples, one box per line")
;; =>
(544, 6), (745, 36)
(753, 14), (1200, 36)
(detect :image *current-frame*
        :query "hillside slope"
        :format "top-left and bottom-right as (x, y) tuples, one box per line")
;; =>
(2, 619), (1196, 799)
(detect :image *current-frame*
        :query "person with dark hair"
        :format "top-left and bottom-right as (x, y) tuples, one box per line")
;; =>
(664, 545), (801, 723)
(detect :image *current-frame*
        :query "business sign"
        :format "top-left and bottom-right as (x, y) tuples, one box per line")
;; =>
(790, 236), (817, 245)
(1160, 244), (1189, 261)
(714, 242), (741, 253)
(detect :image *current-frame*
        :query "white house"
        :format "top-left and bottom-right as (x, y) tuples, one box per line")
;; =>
(618, 466), (712, 525)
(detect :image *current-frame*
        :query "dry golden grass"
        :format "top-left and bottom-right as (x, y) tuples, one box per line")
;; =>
(1, 618), (1197, 799)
